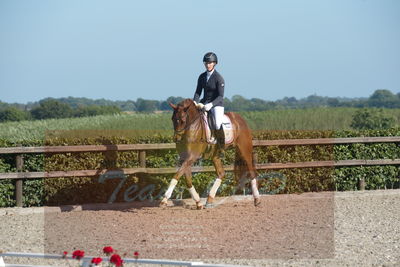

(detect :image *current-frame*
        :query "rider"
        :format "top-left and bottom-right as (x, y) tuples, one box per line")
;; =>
(193, 52), (225, 150)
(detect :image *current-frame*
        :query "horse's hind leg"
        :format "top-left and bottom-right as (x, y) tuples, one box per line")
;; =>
(206, 155), (225, 207)
(236, 136), (261, 207)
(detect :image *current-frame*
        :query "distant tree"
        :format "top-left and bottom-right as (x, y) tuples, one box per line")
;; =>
(286, 97), (297, 105)
(160, 96), (184, 110)
(231, 95), (251, 111)
(368, 89), (399, 108)
(327, 98), (340, 107)
(167, 96), (185, 104)
(119, 100), (137, 111)
(303, 94), (327, 107)
(94, 98), (110, 106)
(0, 107), (30, 122)
(0, 101), (8, 110)
(250, 98), (267, 111)
(276, 97), (298, 108)
(136, 98), (160, 112)
(30, 99), (73, 120)
(74, 105), (121, 117)
(224, 97), (232, 111)
(350, 108), (395, 130)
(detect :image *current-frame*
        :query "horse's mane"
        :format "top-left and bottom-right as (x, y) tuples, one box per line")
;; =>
(178, 98), (195, 108)
(176, 98), (203, 127)
(176, 99), (199, 115)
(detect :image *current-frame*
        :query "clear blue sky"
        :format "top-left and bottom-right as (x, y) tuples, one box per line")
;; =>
(0, 0), (399, 104)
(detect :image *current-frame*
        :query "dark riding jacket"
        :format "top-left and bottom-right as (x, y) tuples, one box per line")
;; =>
(193, 70), (225, 107)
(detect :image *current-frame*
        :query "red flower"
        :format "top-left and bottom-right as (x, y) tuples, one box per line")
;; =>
(103, 246), (114, 255)
(91, 257), (103, 265)
(62, 251), (68, 259)
(110, 254), (123, 267)
(133, 251), (139, 259)
(72, 250), (85, 260)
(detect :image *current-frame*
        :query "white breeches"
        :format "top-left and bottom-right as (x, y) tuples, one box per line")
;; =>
(211, 106), (224, 130)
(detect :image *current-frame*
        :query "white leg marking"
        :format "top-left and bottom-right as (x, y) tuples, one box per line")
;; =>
(251, 178), (260, 198)
(209, 178), (222, 198)
(164, 178), (178, 199)
(189, 186), (200, 202)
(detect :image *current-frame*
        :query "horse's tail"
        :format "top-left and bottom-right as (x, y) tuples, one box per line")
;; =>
(234, 149), (249, 182)
(234, 146), (257, 182)
(230, 112), (257, 184)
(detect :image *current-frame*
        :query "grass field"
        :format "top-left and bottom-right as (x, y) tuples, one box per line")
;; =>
(0, 108), (399, 142)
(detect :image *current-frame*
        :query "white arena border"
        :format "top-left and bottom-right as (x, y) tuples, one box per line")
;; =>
(0, 252), (248, 267)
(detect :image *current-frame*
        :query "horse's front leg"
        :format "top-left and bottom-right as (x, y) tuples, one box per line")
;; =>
(160, 158), (195, 207)
(184, 166), (203, 210)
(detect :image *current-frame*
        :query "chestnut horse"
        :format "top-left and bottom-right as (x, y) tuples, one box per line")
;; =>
(160, 98), (261, 209)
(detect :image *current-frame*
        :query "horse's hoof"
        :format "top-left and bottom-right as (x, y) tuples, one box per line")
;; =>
(205, 196), (215, 208)
(205, 202), (215, 209)
(159, 198), (168, 207)
(196, 202), (204, 210)
(254, 198), (261, 207)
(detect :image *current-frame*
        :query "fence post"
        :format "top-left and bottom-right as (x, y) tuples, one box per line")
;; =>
(359, 177), (366, 191)
(358, 165), (366, 191)
(252, 150), (258, 166)
(15, 147), (24, 207)
(138, 150), (148, 191)
(139, 150), (146, 168)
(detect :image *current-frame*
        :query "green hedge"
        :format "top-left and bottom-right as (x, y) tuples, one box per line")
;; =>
(0, 128), (399, 207)
(334, 128), (400, 191)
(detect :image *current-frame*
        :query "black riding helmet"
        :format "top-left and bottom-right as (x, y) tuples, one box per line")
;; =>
(203, 52), (218, 64)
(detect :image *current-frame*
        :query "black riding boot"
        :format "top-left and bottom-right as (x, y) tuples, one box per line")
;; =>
(215, 127), (225, 153)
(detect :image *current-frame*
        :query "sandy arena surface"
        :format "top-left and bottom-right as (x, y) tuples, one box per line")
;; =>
(0, 190), (399, 267)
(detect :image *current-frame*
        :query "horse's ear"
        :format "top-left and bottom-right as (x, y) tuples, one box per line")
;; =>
(169, 102), (177, 110)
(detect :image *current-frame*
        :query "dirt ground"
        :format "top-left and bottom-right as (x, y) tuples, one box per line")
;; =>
(43, 192), (334, 260)
(1, 190), (399, 266)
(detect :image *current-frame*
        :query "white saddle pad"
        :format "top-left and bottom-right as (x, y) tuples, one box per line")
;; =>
(202, 113), (234, 144)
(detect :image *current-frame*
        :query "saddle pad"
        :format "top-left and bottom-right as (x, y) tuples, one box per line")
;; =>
(202, 113), (234, 145)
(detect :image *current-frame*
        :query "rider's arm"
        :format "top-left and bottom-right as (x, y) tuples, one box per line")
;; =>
(212, 75), (225, 106)
(193, 75), (203, 103)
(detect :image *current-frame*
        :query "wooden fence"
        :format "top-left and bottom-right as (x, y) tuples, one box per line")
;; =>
(0, 136), (399, 207)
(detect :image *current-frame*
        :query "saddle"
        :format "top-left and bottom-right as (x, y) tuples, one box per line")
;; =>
(202, 112), (234, 144)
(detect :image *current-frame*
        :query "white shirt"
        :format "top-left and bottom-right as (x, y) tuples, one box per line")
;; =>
(206, 69), (215, 82)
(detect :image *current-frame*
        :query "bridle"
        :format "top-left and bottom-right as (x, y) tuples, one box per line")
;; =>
(173, 106), (204, 141)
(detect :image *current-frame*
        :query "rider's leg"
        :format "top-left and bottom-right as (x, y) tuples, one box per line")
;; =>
(212, 106), (225, 149)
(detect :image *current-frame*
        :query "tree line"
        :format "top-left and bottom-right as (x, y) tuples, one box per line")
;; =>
(0, 100), (120, 122)
(0, 89), (399, 122)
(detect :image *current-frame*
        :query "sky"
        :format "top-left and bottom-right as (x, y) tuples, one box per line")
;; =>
(0, 0), (399, 104)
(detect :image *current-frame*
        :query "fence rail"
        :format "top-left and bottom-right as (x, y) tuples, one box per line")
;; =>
(0, 252), (245, 267)
(0, 136), (399, 154)
(0, 136), (399, 207)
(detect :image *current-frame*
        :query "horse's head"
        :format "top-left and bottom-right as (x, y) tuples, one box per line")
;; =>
(169, 99), (197, 142)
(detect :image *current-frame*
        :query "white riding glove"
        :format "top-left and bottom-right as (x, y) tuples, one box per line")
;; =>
(194, 101), (204, 109)
(204, 103), (213, 111)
